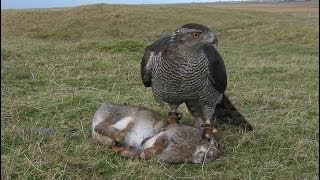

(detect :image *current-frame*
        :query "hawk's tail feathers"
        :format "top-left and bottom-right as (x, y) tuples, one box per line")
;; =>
(214, 94), (253, 131)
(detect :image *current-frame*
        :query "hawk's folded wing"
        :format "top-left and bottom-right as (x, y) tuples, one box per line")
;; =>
(141, 35), (171, 87)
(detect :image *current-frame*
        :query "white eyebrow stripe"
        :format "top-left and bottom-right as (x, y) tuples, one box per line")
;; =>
(177, 28), (202, 33)
(171, 28), (202, 41)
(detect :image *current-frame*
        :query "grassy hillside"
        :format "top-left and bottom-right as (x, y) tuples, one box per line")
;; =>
(1, 2), (318, 45)
(1, 2), (319, 179)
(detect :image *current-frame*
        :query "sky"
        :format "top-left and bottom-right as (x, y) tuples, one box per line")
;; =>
(1, 0), (242, 9)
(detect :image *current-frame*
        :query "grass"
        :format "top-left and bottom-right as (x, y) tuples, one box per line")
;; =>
(1, 2), (319, 179)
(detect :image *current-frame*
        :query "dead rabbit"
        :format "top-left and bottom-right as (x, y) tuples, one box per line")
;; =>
(92, 103), (220, 163)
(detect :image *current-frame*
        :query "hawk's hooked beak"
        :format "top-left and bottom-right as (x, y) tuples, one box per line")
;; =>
(212, 37), (218, 46)
(209, 32), (218, 46)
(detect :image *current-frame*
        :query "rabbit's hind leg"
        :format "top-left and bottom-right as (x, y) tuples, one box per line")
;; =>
(140, 134), (169, 160)
(112, 146), (139, 159)
(94, 120), (125, 142)
(92, 131), (115, 147)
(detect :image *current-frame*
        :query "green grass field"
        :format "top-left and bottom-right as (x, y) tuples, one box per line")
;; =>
(1, 2), (319, 179)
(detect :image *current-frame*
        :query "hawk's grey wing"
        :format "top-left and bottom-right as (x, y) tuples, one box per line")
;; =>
(204, 45), (227, 93)
(204, 45), (253, 130)
(141, 35), (171, 87)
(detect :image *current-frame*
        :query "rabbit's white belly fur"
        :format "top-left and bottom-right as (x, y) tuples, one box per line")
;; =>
(111, 117), (134, 130)
(111, 116), (156, 150)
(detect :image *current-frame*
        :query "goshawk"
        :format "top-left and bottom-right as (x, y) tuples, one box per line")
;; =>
(141, 23), (252, 141)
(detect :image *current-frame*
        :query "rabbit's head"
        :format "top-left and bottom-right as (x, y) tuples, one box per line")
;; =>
(192, 141), (220, 164)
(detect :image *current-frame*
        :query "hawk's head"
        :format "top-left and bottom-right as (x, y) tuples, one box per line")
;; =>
(170, 23), (218, 49)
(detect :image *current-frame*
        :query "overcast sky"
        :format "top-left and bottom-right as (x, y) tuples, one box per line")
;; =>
(1, 0), (241, 9)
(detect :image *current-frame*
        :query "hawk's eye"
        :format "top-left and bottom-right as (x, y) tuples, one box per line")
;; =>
(192, 32), (201, 37)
